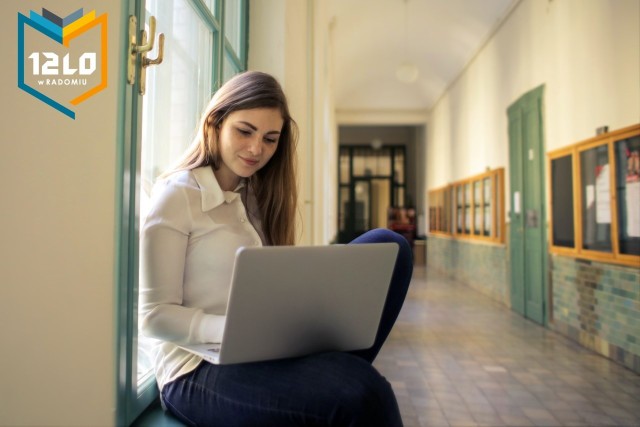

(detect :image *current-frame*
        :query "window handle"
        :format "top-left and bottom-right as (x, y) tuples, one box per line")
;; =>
(139, 30), (165, 95)
(127, 15), (165, 93)
(134, 15), (157, 55)
(143, 33), (164, 68)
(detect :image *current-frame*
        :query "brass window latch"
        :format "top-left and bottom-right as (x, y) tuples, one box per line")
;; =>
(127, 15), (165, 95)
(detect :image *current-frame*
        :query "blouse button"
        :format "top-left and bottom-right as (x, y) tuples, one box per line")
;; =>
(240, 217), (246, 223)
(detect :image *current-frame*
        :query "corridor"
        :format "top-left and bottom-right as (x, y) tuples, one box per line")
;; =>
(374, 268), (640, 427)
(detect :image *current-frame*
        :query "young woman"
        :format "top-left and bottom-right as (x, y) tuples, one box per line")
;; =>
(140, 71), (413, 426)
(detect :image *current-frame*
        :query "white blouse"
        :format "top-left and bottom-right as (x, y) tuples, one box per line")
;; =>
(139, 166), (264, 390)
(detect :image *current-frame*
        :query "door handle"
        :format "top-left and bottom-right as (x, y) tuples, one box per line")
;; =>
(525, 209), (538, 228)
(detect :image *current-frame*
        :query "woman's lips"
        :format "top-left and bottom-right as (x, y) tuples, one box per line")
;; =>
(240, 157), (259, 166)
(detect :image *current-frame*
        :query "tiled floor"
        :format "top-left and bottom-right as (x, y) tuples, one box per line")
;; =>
(374, 267), (640, 427)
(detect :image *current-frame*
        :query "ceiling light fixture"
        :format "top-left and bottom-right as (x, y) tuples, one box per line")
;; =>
(396, 0), (419, 84)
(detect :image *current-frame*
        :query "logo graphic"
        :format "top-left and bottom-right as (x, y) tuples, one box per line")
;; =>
(18, 8), (108, 119)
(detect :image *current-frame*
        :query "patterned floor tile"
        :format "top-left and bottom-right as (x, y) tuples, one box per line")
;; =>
(374, 268), (640, 426)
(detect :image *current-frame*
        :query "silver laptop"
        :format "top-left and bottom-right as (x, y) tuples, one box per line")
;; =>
(180, 242), (398, 365)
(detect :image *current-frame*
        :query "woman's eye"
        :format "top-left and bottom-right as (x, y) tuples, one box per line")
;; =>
(264, 137), (278, 144)
(237, 128), (252, 136)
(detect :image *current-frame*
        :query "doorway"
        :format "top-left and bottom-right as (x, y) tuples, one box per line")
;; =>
(507, 85), (548, 325)
(338, 146), (406, 242)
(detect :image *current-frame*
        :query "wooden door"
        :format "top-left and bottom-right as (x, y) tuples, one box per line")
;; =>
(507, 85), (547, 325)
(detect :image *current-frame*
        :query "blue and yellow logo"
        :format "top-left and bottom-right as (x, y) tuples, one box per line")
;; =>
(18, 8), (108, 119)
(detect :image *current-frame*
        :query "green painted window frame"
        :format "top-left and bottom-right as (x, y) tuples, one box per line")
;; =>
(116, 1), (248, 425)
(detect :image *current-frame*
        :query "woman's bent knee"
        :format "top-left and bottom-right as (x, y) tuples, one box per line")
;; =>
(354, 228), (411, 254)
(317, 353), (403, 427)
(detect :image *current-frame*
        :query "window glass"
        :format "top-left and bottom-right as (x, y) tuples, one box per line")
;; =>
(456, 186), (463, 233)
(224, 0), (243, 53)
(354, 181), (370, 232)
(339, 186), (350, 233)
(203, 0), (218, 17)
(615, 135), (640, 255)
(223, 50), (241, 82)
(353, 149), (366, 176)
(580, 145), (612, 252)
(394, 152), (404, 184)
(141, 0), (213, 188)
(451, 187), (457, 234)
(483, 177), (492, 236)
(473, 181), (481, 235)
(366, 150), (376, 176)
(375, 148), (391, 176)
(464, 183), (471, 205)
(138, 0), (215, 388)
(339, 149), (350, 185)
(443, 188), (451, 233)
(551, 155), (575, 247)
(464, 183), (471, 233)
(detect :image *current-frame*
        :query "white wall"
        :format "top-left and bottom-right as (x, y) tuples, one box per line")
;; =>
(0, 1), (124, 425)
(249, 0), (338, 245)
(249, 0), (312, 244)
(312, 1), (339, 244)
(427, 0), (640, 212)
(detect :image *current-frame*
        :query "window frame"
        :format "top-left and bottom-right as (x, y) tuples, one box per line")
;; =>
(428, 168), (505, 244)
(547, 123), (640, 267)
(116, 1), (248, 425)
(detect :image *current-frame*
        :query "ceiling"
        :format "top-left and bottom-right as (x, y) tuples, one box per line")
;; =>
(329, 0), (518, 112)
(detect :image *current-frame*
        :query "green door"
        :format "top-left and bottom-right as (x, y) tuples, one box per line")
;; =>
(507, 85), (547, 325)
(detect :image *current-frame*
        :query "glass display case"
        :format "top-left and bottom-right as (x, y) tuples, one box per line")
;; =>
(546, 124), (639, 266)
(428, 168), (505, 243)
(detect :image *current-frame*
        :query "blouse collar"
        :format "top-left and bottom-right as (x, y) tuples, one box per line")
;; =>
(192, 166), (246, 212)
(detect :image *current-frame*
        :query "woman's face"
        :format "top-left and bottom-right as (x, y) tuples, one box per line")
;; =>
(214, 107), (284, 191)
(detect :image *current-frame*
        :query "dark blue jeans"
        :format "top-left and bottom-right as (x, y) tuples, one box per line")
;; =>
(162, 229), (413, 427)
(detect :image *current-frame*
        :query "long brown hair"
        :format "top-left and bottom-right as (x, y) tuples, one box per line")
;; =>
(168, 71), (298, 246)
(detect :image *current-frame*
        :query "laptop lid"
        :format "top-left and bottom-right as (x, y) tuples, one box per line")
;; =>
(183, 242), (398, 365)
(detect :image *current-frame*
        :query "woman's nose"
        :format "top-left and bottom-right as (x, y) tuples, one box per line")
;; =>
(247, 136), (262, 156)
